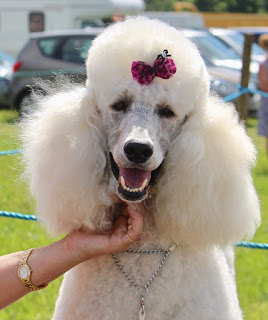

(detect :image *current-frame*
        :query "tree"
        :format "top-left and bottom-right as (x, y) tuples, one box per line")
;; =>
(144, 0), (267, 13)
(144, 0), (175, 11)
(227, 0), (266, 13)
(193, 0), (227, 12)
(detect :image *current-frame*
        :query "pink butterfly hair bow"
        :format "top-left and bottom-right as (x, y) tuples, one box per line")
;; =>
(131, 50), (177, 85)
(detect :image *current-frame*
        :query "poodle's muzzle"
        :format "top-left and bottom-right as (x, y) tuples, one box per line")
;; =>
(110, 139), (162, 202)
(108, 101), (167, 202)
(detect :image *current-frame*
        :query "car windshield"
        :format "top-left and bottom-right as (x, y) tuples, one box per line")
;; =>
(190, 34), (241, 63)
(226, 32), (265, 56)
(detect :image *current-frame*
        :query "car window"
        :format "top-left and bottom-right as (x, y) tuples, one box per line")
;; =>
(60, 37), (93, 64)
(38, 38), (59, 57)
(190, 34), (241, 62)
(227, 33), (265, 56)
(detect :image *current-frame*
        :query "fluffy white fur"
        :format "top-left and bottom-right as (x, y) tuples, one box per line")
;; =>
(20, 17), (260, 319)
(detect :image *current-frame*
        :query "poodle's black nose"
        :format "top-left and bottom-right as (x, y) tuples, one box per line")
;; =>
(124, 141), (153, 163)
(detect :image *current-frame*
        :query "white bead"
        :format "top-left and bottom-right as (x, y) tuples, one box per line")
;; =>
(168, 243), (177, 252)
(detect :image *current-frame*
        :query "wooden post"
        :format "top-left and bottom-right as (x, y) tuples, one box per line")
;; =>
(237, 34), (253, 124)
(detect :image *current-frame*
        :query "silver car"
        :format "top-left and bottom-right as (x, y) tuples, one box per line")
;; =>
(9, 28), (103, 110)
(183, 29), (260, 114)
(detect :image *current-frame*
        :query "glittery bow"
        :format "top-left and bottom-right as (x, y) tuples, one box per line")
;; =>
(131, 50), (177, 85)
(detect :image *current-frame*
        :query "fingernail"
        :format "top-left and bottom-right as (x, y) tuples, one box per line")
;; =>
(129, 204), (137, 210)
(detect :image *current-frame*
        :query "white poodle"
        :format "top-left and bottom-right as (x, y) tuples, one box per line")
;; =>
(20, 17), (260, 320)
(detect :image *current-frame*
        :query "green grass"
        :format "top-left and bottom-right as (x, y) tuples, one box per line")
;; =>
(236, 118), (268, 320)
(0, 110), (267, 319)
(0, 110), (61, 319)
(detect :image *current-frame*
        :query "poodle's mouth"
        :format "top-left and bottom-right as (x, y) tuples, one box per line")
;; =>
(110, 153), (161, 202)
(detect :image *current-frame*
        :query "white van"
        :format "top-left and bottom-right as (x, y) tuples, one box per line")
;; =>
(0, 0), (145, 56)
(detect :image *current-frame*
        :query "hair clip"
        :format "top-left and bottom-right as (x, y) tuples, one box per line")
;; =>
(131, 50), (177, 85)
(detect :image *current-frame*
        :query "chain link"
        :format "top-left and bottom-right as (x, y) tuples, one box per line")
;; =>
(111, 244), (175, 291)
(125, 248), (167, 255)
(112, 243), (177, 319)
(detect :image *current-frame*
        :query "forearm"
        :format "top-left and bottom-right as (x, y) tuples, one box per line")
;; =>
(0, 203), (145, 310)
(0, 236), (76, 310)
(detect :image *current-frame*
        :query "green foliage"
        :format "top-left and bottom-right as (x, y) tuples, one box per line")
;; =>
(0, 111), (267, 319)
(144, 0), (175, 11)
(194, 0), (228, 12)
(227, 0), (266, 13)
(145, 0), (268, 13)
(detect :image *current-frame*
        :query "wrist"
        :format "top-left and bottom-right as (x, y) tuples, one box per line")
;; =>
(63, 232), (89, 265)
(17, 248), (48, 291)
(63, 230), (97, 265)
(27, 237), (79, 287)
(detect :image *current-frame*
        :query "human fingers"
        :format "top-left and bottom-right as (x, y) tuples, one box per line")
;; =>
(121, 202), (147, 218)
(129, 202), (147, 217)
(125, 204), (144, 242)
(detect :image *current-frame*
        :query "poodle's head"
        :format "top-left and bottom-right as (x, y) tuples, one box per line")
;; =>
(21, 17), (260, 247)
(85, 17), (209, 203)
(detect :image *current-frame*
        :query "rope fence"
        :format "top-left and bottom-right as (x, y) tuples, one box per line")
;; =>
(223, 85), (268, 102)
(1, 85), (267, 250)
(0, 149), (21, 156)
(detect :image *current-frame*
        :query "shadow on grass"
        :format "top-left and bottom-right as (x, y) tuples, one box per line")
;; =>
(255, 167), (268, 176)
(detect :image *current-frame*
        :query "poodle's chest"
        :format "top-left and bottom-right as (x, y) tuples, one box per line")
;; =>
(52, 249), (243, 320)
(54, 252), (183, 319)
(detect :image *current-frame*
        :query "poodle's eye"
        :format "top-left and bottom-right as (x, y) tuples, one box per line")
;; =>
(158, 106), (175, 118)
(111, 101), (127, 112)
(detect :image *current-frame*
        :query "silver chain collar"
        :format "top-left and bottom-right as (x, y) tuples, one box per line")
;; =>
(111, 243), (177, 319)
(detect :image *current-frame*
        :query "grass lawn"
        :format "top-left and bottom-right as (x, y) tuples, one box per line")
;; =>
(0, 109), (267, 319)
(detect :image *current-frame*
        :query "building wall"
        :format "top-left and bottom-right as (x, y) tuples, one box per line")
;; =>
(203, 13), (268, 28)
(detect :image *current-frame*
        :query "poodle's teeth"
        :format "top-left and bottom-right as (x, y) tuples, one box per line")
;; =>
(120, 176), (126, 189)
(141, 178), (148, 190)
(120, 176), (148, 193)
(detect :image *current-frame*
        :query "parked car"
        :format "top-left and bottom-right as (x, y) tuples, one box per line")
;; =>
(183, 29), (260, 114)
(0, 50), (14, 107)
(9, 28), (104, 111)
(209, 28), (266, 63)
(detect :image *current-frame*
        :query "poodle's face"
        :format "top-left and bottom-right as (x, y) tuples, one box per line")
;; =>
(86, 18), (210, 202)
(103, 86), (188, 202)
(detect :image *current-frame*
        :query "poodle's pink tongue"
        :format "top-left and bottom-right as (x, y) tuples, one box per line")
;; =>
(119, 167), (151, 189)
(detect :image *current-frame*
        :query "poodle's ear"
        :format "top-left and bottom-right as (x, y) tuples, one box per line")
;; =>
(154, 96), (261, 247)
(20, 85), (112, 235)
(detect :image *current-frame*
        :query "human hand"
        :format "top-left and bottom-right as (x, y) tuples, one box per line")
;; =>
(64, 203), (146, 264)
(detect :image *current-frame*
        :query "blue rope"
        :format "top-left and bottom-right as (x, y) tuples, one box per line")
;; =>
(222, 86), (268, 102)
(0, 211), (37, 221)
(248, 87), (268, 98)
(236, 241), (268, 250)
(223, 87), (249, 102)
(0, 149), (21, 156)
